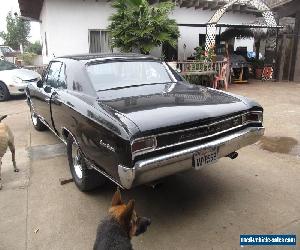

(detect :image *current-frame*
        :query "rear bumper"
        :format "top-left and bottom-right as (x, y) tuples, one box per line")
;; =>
(118, 126), (264, 189)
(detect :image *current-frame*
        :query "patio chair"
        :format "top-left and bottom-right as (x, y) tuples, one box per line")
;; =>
(213, 59), (229, 90)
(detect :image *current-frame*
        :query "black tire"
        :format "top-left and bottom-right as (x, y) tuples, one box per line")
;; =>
(30, 107), (47, 131)
(0, 81), (10, 101)
(67, 135), (106, 192)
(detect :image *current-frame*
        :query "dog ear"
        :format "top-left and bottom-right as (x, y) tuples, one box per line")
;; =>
(0, 115), (7, 122)
(111, 188), (123, 206)
(120, 199), (135, 228)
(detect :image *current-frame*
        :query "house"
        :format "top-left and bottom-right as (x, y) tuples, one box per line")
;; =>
(18, 0), (274, 64)
(270, 0), (300, 81)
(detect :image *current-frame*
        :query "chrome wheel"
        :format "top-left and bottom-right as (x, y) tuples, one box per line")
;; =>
(72, 142), (83, 179)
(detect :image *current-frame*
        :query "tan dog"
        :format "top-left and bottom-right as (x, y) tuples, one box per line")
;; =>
(0, 115), (19, 190)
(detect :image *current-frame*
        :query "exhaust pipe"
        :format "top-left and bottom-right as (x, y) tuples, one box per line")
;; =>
(227, 151), (238, 160)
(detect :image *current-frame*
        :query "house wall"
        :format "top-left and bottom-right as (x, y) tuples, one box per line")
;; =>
(39, 0), (256, 63)
(40, 0), (115, 63)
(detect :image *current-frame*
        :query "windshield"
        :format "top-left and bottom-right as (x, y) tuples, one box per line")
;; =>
(0, 47), (13, 54)
(86, 61), (173, 91)
(0, 60), (17, 71)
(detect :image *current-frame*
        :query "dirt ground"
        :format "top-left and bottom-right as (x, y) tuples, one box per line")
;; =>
(0, 81), (299, 250)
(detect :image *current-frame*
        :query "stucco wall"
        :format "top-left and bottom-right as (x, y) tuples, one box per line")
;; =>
(41, 0), (115, 63)
(40, 0), (256, 63)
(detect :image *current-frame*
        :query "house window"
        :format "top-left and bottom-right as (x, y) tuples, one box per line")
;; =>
(89, 30), (112, 53)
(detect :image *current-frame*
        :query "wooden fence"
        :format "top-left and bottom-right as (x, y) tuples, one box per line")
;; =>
(176, 61), (225, 76)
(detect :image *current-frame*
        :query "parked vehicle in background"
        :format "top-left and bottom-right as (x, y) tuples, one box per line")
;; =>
(0, 46), (15, 55)
(0, 46), (19, 63)
(0, 59), (41, 101)
(25, 53), (264, 192)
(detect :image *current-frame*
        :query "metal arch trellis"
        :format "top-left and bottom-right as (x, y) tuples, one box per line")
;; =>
(205, 0), (278, 51)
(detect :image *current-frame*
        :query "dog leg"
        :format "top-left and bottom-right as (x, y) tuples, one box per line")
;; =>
(8, 143), (19, 172)
(0, 159), (2, 190)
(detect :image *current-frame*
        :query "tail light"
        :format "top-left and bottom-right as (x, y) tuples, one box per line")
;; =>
(244, 112), (263, 123)
(131, 137), (157, 155)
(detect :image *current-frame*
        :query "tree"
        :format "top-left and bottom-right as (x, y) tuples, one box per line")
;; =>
(108, 0), (180, 54)
(0, 12), (31, 50)
(26, 41), (42, 55)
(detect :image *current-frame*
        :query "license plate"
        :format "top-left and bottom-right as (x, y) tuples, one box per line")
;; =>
(193, 147), (218, 170)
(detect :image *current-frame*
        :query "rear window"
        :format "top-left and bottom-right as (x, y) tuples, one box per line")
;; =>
(86, 61), (172, 91)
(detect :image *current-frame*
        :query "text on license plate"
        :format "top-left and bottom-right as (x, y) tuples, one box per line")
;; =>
(193, 147), (218, 170)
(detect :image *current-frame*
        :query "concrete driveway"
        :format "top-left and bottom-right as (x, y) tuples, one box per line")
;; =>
(0, 82), (299, 250)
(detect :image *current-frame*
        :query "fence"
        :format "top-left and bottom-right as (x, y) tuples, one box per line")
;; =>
(172, 61), (225, 86)
(23, 65), (47, 76)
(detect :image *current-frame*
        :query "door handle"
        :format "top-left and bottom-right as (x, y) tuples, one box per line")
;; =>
(51, 92), (62, 105)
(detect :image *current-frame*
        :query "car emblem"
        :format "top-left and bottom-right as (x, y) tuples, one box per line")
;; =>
(99, 140), (115, 152)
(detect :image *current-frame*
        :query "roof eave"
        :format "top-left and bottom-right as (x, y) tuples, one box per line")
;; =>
(18, 0), (44, 21)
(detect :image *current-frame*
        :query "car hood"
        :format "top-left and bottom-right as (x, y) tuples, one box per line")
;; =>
(97, 82), (256, 134)
(7, 68), (40, 81)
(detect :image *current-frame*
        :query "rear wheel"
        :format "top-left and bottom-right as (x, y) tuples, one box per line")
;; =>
(67, 135), (106, 192)
(0, 82), (10, 101)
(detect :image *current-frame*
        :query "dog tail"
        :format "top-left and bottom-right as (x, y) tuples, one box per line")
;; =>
(0, 115), (7, 122)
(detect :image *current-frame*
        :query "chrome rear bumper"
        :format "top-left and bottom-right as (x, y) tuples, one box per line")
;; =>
(118, 126), (264, 189)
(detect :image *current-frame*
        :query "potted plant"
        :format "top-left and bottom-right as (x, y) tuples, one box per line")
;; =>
(250, 58), (265, 79)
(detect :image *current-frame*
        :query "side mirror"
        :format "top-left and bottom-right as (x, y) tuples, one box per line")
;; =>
(44, 85), (52, 93)
(37, 80), (43, 88)
(42, 69), (47, 79)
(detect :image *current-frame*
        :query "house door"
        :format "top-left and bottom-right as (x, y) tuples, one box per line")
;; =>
(89, 30), (112, 53)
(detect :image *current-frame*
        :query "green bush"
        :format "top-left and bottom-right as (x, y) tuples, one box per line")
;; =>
(108, 0), (180, 54)
(18, 52), (37, 65)
(25, 41), (42, 55)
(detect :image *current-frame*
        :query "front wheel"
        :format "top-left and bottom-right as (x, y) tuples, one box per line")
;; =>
(0, 82), (10, 101)
(67, 135), (106, 192)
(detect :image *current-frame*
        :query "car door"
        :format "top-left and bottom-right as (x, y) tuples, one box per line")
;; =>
(33, 61), (63, 131)
(49, 62), (68, 137)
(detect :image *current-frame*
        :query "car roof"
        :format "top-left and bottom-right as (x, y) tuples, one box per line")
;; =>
(57, 53), (158, 63)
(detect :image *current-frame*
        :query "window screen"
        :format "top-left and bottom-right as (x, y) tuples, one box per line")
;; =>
(89, 30), (112, 53)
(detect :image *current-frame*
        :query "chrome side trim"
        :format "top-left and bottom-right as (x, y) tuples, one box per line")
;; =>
(90, 164), (125, 189)
(119, 126), (265, 189)
(29, 99), (67, 144)
(39, 117), (67, 144)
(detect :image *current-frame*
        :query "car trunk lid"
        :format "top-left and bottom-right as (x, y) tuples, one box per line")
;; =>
(96, 82), (249, 134)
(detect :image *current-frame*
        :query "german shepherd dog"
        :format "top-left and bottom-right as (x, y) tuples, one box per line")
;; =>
(0, 115), (19, 190)
(93, 189), (151, 250)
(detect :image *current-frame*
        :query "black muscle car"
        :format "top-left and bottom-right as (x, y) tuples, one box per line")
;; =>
(26, 53), (264, 191)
